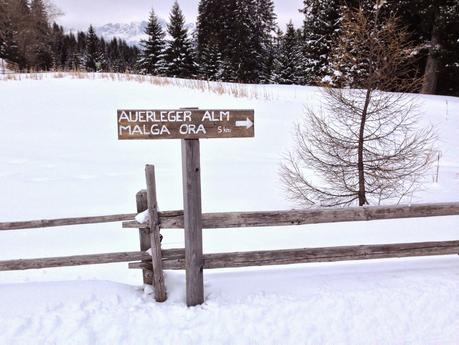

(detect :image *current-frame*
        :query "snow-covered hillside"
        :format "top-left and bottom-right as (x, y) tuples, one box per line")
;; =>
(0, 75), (458, 344)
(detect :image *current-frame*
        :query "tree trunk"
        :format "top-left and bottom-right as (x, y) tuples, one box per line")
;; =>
(421, 5), (441, 95)
(357, 89), (371, 206)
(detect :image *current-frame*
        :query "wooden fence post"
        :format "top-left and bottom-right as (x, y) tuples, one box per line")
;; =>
(136, 189), (152, 285)
(145, 165), (167, 302)
(182, 139), (204, 307)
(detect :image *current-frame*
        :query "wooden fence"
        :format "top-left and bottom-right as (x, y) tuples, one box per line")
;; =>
(1, 184), (459, 304)
(1, 202), (459, 269)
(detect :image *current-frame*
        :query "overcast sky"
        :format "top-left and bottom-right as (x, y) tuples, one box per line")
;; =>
(52, 0), (304, 30)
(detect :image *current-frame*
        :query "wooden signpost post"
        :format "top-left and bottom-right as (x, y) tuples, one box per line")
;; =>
(117, 108), (254, 306)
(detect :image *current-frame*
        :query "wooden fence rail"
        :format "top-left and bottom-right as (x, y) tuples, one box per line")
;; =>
(0, 213), (137, 231)
(2, 202), (458, 232)
(129, 240), (459, 271)
(2, 240), (458, 272)
(123, 202), (459, 229)
(0, 249), (184, 271)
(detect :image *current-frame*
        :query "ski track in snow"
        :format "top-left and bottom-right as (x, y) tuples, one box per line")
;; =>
(0, 75), (458, 344)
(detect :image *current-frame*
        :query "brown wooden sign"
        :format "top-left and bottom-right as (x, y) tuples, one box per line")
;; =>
(117, 109), (254, 140)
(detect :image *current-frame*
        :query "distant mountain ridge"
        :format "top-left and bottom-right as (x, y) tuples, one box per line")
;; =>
(94, 20), (196, 47)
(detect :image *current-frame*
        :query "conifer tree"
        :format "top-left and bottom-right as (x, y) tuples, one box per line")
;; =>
(108, 38), (138, 73)
(199, 42), (223, 80)
(84, 25), (103, 71)
(0, 0), (7, 59)
(50, 23), (66, 70)
(269, 28), (284, 83)
(256, 0), (277, 83)
(30, 0), (52, 70)
(230, 0), (260, 82)
(138, 8), (166, 75)
(164, 1), (195, 78)
(0, 0), (21, 68)
(75, 31), (87, 69)
(63, 32), (79, 70)
(124, 43), (140, 73)
(6, 0), (31, 69)
(273, 22), (303, 84)
(196, 0), (226, 79)
(197, 0), (278, 83)
(107, 38), (120, 72)
(98, 36), (108, 71)
(301, 0), (341, 84)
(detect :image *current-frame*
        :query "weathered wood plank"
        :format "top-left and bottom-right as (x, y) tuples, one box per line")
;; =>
(0, 252), (150, 271)
(123, 202), (459, 229)
(0, 213), (137, 231)
(3, 239), (457, 273)
(129, 240), (459, 271)
(182, 139), (204, 306)
(202, 241), (459, 268)
(145, 165), (167, 302)
(0, 210), (186, 231)
(6, 202), (457, 232)
(136, 189), (152, 285)
(0, 248), (184, 271)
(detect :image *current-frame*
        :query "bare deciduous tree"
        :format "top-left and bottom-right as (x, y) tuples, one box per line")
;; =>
(281, 4), (436, 207)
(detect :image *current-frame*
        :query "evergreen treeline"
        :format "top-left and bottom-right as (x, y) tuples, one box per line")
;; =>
(1, 0), (458, 95)
(136, 0), (459, 95)
(0, 0), (139, 72)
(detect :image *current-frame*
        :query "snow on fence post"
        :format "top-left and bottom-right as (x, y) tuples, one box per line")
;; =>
(145, 165), (167, 302)
(136, 189), (152, 285)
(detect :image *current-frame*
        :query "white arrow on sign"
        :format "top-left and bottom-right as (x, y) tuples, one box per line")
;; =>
(235, 118), (254, 129)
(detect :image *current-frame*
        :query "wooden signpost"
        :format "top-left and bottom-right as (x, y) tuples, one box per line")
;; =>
(117, 108), (255, 306)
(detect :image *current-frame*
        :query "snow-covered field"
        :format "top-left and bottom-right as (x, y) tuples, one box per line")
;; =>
(0, 75), (458, 344)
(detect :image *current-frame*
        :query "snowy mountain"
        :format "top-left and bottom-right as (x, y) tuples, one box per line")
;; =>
(95, 20), (196, 46)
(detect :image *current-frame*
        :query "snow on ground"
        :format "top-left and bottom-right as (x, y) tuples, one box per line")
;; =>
(1, 258), (459, 345)
(0, 75), (458, 344)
